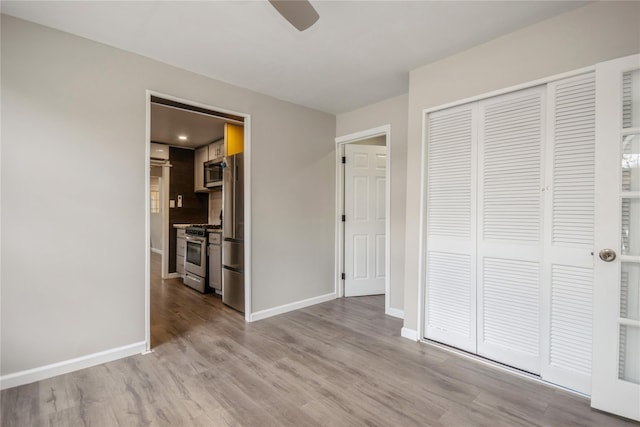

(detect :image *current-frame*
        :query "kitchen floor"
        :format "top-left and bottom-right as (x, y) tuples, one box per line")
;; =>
(150, 251), (231, 349)
(1, 252), (635, 426)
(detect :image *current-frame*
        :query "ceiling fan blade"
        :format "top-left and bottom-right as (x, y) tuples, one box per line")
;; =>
(268, 0), (319, 31)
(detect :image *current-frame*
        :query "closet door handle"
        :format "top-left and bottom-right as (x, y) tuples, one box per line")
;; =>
(598, 248), (616, 262)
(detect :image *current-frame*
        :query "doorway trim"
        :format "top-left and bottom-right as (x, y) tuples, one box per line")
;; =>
(145, 90), (252, 352)
(335, 125), (394, 316)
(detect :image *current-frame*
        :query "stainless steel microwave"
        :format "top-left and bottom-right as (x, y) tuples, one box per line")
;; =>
(204, 159), (224, 188)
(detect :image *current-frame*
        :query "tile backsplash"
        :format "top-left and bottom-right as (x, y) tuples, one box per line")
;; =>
(209, 191), (223, 225)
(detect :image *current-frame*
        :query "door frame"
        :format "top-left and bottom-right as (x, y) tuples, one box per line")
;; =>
(335, 125), (393, 316)
(145, 90), (253, 353)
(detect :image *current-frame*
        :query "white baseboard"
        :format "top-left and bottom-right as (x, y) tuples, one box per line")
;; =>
(150, 247), (163, 255)
(250, 292), (336, 322)
(386, 307), (405, 319)
(164, 272), (182, 280)
(401, 327), (419, 341)
(0, 341), (146, 390)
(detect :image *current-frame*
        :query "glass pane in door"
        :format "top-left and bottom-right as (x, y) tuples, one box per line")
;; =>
(622, 134), (640, 192)
(623, 70), (639, 129)
(619, 325), (640, 384)
(621, 262), (640, 321)
(621, 198), (640, 256)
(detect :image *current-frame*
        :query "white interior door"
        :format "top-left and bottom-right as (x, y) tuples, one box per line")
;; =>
(541, 72), (596, 395)
(592, 54), (640, 421)
(423, 104), (478, 353)
(476, 87), (545, 374)
(344, 143), (386, 297)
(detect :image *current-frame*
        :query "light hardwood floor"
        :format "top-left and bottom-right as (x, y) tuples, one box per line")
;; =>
(1, 253), (637, 426)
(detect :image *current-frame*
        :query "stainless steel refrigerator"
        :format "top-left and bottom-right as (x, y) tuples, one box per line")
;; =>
(222, 153), (244, 313)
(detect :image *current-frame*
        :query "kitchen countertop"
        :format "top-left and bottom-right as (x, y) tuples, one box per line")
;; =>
(173, 223), (223, 232)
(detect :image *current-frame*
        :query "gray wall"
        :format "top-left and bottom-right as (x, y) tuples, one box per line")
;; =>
(1, 15), (335, 376)
(336, 94), (408, 314)
(402, 1), (640, 332)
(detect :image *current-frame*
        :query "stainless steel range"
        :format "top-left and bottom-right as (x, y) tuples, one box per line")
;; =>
(184, 224), (221, 293)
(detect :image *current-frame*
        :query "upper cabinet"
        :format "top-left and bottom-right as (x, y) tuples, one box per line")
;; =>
(208, 140), (224, 161)
(150, 142), (169, 160)
(225, 123), (244, 156)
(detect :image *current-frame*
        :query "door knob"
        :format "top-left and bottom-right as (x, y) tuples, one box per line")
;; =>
(598, 248), (617, 262)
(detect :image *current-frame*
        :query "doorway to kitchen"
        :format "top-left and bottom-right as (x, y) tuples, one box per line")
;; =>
(145, 91), (252, 352)
(335, 125), (391, 314)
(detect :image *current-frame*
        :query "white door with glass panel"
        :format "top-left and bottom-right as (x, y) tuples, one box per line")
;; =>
(344, 144), (386, 297)
(592, 54), (640, 421)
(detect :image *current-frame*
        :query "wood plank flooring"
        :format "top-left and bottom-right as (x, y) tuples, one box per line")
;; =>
(1, 253), (637, 426)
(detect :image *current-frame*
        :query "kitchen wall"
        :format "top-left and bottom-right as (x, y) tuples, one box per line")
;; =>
(1, 14), (335, 381)
(336, 94), (408, 315)
(168, 147), (208, 272)
(209, 191), (223, 225)
(402, 1), (640, 333)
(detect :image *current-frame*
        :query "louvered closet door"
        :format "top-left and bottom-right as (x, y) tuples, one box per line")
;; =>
(424, 103), (478, 353)
(477, 87), (545, 374)
(541, 73), (596, 394)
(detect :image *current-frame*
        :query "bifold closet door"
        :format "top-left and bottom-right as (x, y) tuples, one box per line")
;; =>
(541, 72), (596, 395)
(424, 104), (478, 353)
(476, 87), (545, 374)
(423, 70), (600, 392)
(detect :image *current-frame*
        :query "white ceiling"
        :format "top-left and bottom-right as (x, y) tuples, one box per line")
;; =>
(1, 1), (588, 114)
(150, 103), (227, 148)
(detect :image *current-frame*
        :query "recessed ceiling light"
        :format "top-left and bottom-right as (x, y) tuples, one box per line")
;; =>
(178, 135), (188, 141)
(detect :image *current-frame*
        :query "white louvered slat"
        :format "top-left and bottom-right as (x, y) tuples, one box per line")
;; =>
(552, 74), (596, 246)
(481, 258), (540, 355)
(481, 90), (543, 242)
(426, 252), (472, 337)
(550, 265), (593, 375)
(427, 108), (473, 239)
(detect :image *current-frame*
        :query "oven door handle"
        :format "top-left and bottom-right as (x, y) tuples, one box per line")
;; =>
(185, 235), (206, 244)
